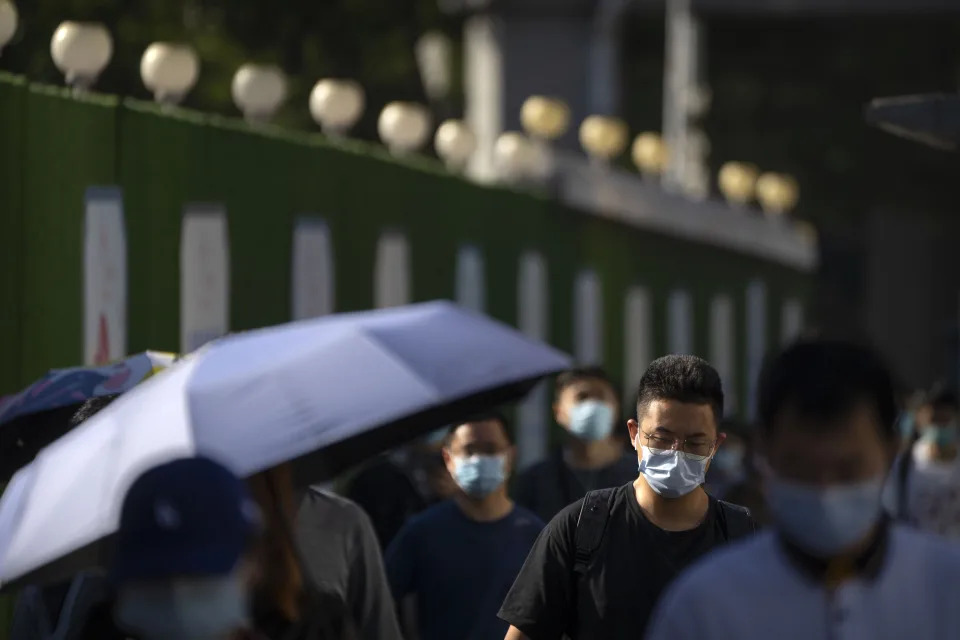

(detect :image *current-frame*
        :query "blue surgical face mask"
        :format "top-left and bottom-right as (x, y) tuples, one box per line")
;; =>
(568, 401), (615, 442)
(451, 454), (507, 497)
(637, 441), (710, 498)
(765, 476), (885, 557)
(920, 422), (958, 447)
(115, 571), (248, 640)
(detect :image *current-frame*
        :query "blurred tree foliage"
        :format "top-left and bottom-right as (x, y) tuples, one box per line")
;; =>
(2, 0), (460, 138)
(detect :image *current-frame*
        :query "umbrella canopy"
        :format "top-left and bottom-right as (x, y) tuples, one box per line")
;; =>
(865, 93), (960, 151)
(0, 352), (177, 481)
(0, 301), (570, 588)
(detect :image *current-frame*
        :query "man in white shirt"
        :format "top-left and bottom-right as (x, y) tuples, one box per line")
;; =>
(646, 340), (960, 640)
(885, 386), (960, 539)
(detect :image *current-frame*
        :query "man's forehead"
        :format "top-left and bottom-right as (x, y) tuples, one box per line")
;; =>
(451, 419), (506, 441)
(639, 399), (717, 434)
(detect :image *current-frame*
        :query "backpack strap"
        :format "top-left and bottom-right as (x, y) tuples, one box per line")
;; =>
(573, 488), (617, 575)
(717, 500), (757, 540)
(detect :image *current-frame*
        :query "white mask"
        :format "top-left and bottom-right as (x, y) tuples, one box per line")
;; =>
(637, 434), (711, 498)
(115, 571), (248, 640)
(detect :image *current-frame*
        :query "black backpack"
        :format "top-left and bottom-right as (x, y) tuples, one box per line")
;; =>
(572, 487), (757, 575)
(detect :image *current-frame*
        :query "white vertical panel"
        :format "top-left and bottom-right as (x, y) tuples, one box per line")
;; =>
(517, 251), (549, 468)
(374, 230), (411, 309)
(180, 205), (230, 353)
(574, 269), (603, 365)
(83, 187), (127, 365)
(781, 298), (804, 345)
(624, 286), (652, 405)
(710, 294), (737, 416)
(455, 244), (486, 313)
(745, 280), (768, 422)
(291, 217), (335, 320)
(667, 289), (693, 355)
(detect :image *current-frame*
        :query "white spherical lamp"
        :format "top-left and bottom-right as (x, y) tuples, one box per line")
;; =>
(378, 102), (432, 155)
(579, 115), (628, 162)
(718, 162), (760, 206)
(232, 64), (287, 123)
(50, 22), (113, 90)
(434, 119), (476, 171)
(494, 132), (535, 182)
(140, 43), (200, 105)
(0, 1), (18, 55)
(520, 96), (571, 141)
(631, 132), (669, 176)
(755, 172), (800, 217)
(309, 79), (365, 136)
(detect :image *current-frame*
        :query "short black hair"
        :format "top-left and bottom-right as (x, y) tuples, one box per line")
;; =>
(758, 340), (897, 439)
(555, 366), (617, 399)
(445, 410), (512, 444)
(68, 394), (120, 428)
(926, 382), (959, 412)
(636, 355), (723, 423)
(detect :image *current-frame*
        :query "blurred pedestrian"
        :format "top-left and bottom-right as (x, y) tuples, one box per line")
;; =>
(500, 355), (755, 640)
(10, 395), (119, 640)
(646, 341), (960, 640)
(885, 384), (960, 539)
(248, 464), (400, 640)
(704, 419), (749, 499)
(385, 412), (543, 640)
(109, 456), (262, 640)
(513, 367), (637, 523)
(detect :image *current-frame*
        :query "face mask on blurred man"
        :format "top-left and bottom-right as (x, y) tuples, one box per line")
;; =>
(451, 454), (507, 498)
(920, 421), (958, 448)
(115, 571), (248, 640)
(764, 474), (885, 557)
(568, 400), (616, 442)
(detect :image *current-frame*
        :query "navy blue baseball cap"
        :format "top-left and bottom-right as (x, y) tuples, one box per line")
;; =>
(112, 456), (261, 584)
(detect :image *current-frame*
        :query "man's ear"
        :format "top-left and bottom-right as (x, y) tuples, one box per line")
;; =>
(627, 419), (640, 449)
(714, 432), (728, 452)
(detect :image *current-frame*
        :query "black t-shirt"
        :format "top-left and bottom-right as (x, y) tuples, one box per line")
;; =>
(499, 483), (749, 639)
(513, 450), (638, 524)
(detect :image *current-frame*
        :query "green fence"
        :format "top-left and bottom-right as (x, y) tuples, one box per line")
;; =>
(0, 72), (809, 417)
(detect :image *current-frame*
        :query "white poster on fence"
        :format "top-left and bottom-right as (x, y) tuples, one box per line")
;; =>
(83, 187), (127, 366)
(181, 205), (230, 353)
(291, 217), (335, 320)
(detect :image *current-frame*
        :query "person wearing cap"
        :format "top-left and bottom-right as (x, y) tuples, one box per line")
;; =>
(645, 341), (960, 640)
(110, 456), (262, 640)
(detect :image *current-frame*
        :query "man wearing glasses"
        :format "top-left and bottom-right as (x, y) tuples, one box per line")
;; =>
(499, 355), (756, 640)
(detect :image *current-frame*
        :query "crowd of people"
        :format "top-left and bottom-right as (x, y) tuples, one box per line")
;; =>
(7, 338), (960, 639)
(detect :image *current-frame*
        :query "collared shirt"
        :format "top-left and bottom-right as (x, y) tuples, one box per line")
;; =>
(645, 524), (960, 640)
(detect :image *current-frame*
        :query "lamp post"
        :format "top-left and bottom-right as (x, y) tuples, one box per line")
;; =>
(140, 43), (199, 105)
(378, 102), (432, 155)
(232, 64), (287, 124)
(309, 79), (365, 137)
(755, 172), (799, 218)
(0, 1), (17, 57)
(717, 161), (759, 207)
(579, 115), (628, 165)
(435, 119), (476, 172)
(631, 132), (669, 179)
(494, 132), (535, 184)
(50, 22), (112, 91)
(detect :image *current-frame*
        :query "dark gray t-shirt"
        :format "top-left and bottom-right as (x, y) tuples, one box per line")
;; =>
(295, 489), (403, 640)
(513, 450), (638, 523)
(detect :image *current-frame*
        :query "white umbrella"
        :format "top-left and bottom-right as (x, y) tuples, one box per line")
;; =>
(0, 301), (571, 587)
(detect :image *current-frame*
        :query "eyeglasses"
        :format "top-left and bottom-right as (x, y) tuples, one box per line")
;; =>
(640, 430), (717, 461)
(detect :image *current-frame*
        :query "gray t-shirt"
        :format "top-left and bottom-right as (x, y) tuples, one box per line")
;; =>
(295, 489), (403, 640)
